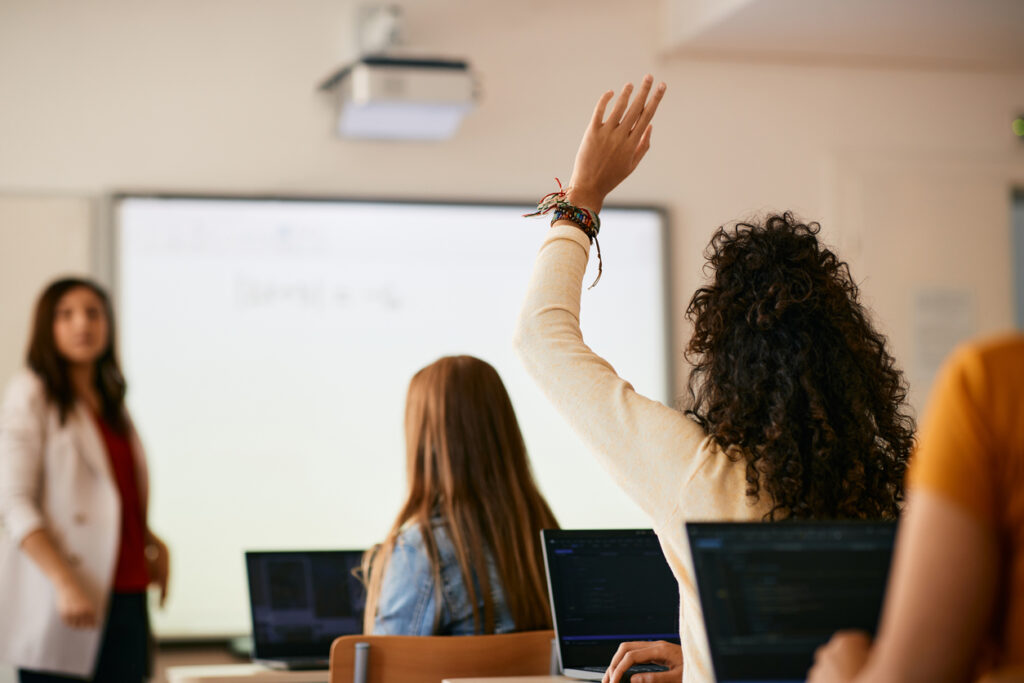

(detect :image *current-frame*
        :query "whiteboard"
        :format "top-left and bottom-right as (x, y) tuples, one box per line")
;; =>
(116, 196), (671, 638)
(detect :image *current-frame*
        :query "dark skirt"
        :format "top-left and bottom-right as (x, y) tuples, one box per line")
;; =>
(19, 592), (150, 683)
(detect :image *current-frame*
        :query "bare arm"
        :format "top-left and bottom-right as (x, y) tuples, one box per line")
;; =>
(809, 488), (998, 683)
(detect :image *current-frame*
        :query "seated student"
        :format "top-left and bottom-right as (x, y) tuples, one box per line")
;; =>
(515, 76), (914, 683)
(809, 335), (1024, 683)
(361, 355), (559, 636)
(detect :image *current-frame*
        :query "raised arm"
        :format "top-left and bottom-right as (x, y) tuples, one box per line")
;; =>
(514, 77), (709, 524)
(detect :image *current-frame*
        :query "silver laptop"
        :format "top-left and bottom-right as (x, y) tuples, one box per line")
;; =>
(542, 529), (681, 681)
(245, 550), (366, 670)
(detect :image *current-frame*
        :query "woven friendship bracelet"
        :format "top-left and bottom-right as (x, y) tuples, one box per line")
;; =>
(524, 179), (604, 288)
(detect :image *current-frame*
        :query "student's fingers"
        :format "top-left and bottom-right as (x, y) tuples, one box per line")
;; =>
(807, 631), (870, 682)
(608, 650), (641, 683)
(603, 641), (649, 683)
(606, 82), (634, 125)
(631, 124), (653, 169)
(591, 90), (616, 128)
(629, 669), (680, 683)
(632, 81), (667, 135)
(622, 75), (654, 130)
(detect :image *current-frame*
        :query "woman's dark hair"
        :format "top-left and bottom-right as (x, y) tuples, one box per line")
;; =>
(26, 277), (128, 434)
(684, 212), (914, 520)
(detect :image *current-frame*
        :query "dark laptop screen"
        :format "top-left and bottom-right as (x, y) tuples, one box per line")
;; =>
(245, 550), (366, 659)
(687, 522), (896, 683)
(543, 530), (680, 669)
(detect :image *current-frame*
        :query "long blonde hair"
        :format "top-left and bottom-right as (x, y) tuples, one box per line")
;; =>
(362, 355), (558, 634)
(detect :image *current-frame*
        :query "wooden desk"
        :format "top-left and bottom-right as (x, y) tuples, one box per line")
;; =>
(165, 664), (328, 683)
(166, 668), (568, 683)
(443, 678), (572, 683)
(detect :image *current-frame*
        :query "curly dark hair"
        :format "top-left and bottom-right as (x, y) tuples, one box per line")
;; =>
(684, 212), (914, 520)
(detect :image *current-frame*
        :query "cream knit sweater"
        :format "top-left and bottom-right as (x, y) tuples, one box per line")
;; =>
(515, 224), (772, 683)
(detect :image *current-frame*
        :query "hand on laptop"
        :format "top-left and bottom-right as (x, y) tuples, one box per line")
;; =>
(807, 630), (872, 683)
(603, 640), (682, 683)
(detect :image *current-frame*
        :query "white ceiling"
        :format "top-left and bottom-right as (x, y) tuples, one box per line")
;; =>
(663, 0), (1024, 69)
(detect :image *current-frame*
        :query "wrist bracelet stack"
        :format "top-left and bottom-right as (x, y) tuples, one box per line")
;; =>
(524, 178), (604, 288)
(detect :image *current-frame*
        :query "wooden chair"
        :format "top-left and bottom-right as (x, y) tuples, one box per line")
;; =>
(329, 630), (557, 683)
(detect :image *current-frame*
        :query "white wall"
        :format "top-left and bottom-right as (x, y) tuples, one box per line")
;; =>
(0, 197), (93, 385)
(2, 0), (1021, 408)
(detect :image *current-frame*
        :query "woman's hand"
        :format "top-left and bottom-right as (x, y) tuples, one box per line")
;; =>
(565, 75), (667, 214)
(55, 576), (99, 629)
(602, 640), (682, 683)
(807, 631), (872, 683)
(146, 531), (170, 607)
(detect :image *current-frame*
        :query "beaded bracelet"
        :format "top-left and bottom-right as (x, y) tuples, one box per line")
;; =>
(524, 179), (604, 288)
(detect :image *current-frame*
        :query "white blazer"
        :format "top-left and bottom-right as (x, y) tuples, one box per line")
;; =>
(0, 369), (149, 677)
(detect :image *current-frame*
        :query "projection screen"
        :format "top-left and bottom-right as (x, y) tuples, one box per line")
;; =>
(115, 196), (672, 637)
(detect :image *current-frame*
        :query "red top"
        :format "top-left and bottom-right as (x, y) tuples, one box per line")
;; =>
(93, 415), (150, 592)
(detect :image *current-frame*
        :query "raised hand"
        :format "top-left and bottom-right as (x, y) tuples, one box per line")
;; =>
(566, 75), (667, 214)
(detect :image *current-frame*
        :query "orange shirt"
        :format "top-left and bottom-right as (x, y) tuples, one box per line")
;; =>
(907, 335), (1024, 668)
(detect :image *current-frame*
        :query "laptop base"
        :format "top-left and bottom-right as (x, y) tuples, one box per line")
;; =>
(564, 664), (670, 682)
(254, 657), (329, 671)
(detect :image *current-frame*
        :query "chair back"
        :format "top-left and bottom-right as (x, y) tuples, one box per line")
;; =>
(329, 630), (556, 683)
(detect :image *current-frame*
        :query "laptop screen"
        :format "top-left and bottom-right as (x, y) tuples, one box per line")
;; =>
(542, 530), (681, 670)
(687, 522), (896, 683)
(245, 550), (366, 660)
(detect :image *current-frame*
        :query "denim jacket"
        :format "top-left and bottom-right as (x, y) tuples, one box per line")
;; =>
(373, 519), (516, 635)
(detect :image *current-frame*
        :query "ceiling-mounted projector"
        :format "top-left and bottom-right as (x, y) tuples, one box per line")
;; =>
(319, 56), (476, 141)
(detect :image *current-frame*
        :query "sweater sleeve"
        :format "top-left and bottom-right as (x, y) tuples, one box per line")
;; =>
(514, 224), (709, 524)
(0, 371), (48, 544)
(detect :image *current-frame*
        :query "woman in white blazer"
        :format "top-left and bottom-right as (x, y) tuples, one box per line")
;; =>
(0, 277), (169, 682)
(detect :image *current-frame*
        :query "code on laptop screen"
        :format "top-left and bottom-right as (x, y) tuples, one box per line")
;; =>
(544, 530), (680, 668)
(687, 522), (896, 682)
(246, 550), (366, 659)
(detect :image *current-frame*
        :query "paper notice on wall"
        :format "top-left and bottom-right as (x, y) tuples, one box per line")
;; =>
(913, 288), (975, 389)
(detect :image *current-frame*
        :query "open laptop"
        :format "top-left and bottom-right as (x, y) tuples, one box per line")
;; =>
(687, 522), (897, 683)
(542, 529), (681, 681)
(245, 550), (366, 670)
